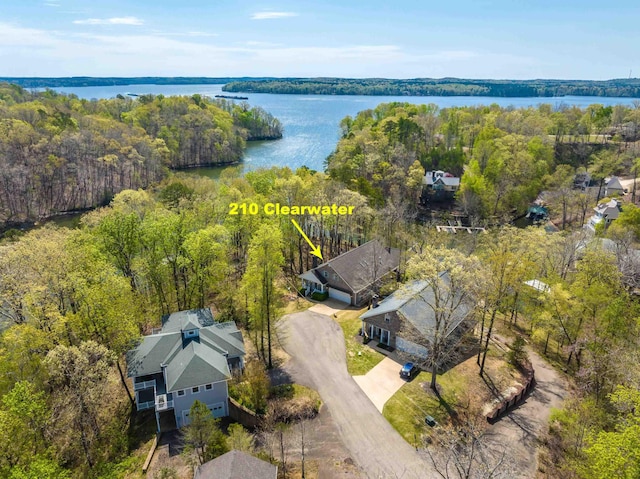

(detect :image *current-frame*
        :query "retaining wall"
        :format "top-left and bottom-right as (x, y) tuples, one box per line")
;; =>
(486, 364), (536, 423)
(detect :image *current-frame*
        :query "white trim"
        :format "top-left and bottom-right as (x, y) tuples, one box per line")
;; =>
(169, 378), (228, 395)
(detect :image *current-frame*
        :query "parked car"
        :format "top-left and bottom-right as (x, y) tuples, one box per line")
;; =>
(425, 415), (437, 427)
(400, 362), (418, 380)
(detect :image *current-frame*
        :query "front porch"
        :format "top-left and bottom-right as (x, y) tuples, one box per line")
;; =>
(363, 323), (393, 348)
(300, 270), (326, 296)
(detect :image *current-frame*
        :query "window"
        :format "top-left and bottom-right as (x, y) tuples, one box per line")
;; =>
(385, 313), (391, 323)
(323, 271), (328, 278)
(177, 390), (185, 397)
(205, 384), (212, 390)
(192, 386), (199, 394)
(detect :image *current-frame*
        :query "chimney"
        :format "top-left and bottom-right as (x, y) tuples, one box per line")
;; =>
(372, 295), (379, 308)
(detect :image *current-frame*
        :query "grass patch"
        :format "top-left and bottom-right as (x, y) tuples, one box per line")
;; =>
(270, 383), (321, 408)
(383, 370), (466, 444)
(282, 295), (313, 315)
(333, 307), (384, 375)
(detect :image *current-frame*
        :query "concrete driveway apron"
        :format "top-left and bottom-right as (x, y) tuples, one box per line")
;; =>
(353, 357), (406, 412)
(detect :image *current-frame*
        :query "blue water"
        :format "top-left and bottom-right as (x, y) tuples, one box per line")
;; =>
(47, 84), (640, 173)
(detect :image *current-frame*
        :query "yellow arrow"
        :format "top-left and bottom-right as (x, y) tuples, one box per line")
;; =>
(291, 219), (323, 260)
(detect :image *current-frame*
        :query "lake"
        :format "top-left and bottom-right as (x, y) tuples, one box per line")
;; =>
(48, 84), (640, 174)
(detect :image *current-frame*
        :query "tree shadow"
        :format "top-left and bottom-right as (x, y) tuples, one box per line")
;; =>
(432, 385), (460, 424)
(480, 369), (503, 399)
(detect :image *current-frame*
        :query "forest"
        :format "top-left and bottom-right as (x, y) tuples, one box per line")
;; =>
(0, 83), (282, 225)
(223, 77), (640, 97)
(0, 78), (272, 88)
(327, 101), (640, 223)
(1, 92), (640, 477)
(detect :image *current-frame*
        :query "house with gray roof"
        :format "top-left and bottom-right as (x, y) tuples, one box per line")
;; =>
(194, 450), (277, 479)
(604, 176), (625, 197)
(299, 239), (400, 305)
(127, 308), (245, 431)
(359, 278), (472, 359)
(422, 170), (461, 202)
(586, 198), (622, 232)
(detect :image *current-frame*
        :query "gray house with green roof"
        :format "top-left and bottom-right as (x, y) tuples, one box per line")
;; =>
(127, 308), (245, 431)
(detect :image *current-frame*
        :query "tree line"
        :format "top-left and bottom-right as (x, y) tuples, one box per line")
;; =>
(0, 83), (281, 225)
(224, 77), (640, 97)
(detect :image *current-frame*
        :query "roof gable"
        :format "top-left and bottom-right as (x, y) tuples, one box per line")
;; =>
(127, 309), (245, 391)
(361, 278), (471, 339)
(161, 308), (215, 332)
(605, 176), (624, 190)
(307, 240), (400, 293)
(165, 340), (230, 391)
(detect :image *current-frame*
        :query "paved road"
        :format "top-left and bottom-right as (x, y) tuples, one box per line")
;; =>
(279, 310), (436, 479)
(484, 348), (568, 478)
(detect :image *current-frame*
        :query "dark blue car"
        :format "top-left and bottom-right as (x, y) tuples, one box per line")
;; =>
(400, 362), (418, 380)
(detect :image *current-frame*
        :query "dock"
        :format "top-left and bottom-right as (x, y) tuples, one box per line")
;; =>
(436, 225), (486, 233)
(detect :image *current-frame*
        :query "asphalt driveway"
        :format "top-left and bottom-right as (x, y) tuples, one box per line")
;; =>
(353, 357), (407, 412)
(278, 310), (436, 479)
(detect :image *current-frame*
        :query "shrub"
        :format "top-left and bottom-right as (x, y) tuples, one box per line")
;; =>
(228, 361), (270, 414)
(311, 291), (328, 301)
(267, 384), (322, 423)
(508, 336), (529, 370)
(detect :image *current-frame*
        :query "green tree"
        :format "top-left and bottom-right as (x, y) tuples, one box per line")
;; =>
(8, 456), (70, 479)
(583, 386), (640, 479)
(405, 246), (482, 390)
(0, 381), (50, 474)
(242, 223), (284, 368)
(478, 228), (534, 376)
(181, 400), (229, 465)
(226, 423), (255, 453)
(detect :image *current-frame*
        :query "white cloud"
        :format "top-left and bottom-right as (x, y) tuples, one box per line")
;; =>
(185, 31), (218, 37)
(43, 2), (60, 6)
(0, 22), (543, 79)
(244, 41), (283, 47)
(251, 11), (298, 20)
(73, 17), (144, 26)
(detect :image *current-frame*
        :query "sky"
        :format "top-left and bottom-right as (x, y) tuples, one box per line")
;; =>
(0, 0), (639, 80)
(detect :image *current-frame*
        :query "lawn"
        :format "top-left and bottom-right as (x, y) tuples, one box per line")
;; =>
(333, 308), (385, 376)
(383, 370), (466, 445)
(383, 349), (523, 445)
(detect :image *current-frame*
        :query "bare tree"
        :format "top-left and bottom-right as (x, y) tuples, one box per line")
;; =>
(425, 410), (512, 479)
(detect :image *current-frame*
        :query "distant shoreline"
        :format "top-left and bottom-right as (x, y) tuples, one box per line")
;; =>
(2, 76), (640, 98)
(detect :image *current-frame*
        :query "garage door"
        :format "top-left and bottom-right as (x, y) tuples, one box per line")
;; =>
(328, 288), (352, 304)
(208, 402), (226, 418)
(181, 402), (226, 426)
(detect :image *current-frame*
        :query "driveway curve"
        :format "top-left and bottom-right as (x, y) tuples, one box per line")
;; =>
(278, 310), (437, 479)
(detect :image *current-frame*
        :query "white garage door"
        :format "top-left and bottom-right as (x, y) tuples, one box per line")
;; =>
(181, 402), (226, 426)
(328, 288), (352, 304)
(208, 402), (226, 418)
